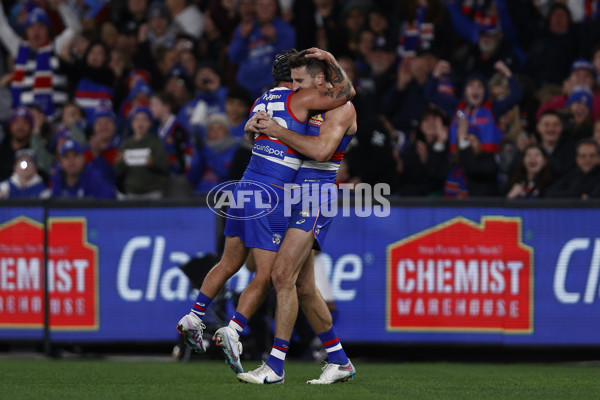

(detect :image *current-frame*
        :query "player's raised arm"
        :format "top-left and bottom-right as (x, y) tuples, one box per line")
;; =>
(289, 48), (355, 121)
(258, 102), (357, 162)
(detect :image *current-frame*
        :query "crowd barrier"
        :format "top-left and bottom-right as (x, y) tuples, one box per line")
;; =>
(0, 198), (599, 346)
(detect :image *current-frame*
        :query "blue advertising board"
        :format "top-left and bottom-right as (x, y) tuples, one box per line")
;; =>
(0, 203), (599, 346)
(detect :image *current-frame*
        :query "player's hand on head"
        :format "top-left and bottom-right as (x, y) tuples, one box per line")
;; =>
(305, 47), (333, 61)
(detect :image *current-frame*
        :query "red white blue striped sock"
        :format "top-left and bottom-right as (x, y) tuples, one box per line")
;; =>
(317, 327), (349, 365)
(190, 291), (212, 319)
(266, 338), (289, 376)
(228, 312), (247, 335)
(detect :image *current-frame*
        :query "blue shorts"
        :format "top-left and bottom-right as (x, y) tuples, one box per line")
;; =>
(287, 181), (337, 251)
(223, 181), (288, 251)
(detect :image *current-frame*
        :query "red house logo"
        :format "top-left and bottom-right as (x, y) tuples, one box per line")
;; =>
(387, 217), (533, 333)
(0, 217), (99, 330)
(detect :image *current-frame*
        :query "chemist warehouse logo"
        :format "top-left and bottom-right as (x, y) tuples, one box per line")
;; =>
(386, 217), (533, 333)
(0, 217), (99, 330)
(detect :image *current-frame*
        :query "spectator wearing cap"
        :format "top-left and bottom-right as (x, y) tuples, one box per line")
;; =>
(164, 65), (194, 110)
(0, 3), (80, 118)
(0, 149), (50, 199)
(227, 0), (295, 98)
(365, 39), (398, 102)
(119, 78), (153, 120)
(546, 138), (600, 198)
(150, 91), (193, 175)
(563, 86), (594, 141)
(85, 109), (121, 186)
(454, 16), (523, 80)
(187, 113), (240, 194)
(136, 1), (180, 70)
(0, 106), (49, 181)
(166, 0), (205, 40)
(51, 139), (115, 199)
(115, 105), (169, 199)
(291, 0), (348, 57)
(537, 58), (600, 122)
(526, 3), (580, 88)
(177, 61), (227, 139)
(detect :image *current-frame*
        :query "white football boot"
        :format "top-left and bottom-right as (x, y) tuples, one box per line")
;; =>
(237, 362), (285, 384)
(213, 326), (244, 374)
(306, 359), (356, 384)
(176, 313), (207, 353)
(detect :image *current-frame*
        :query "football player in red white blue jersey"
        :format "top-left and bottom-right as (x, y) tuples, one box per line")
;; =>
(177, 48), (355, 379)
(237, 50), (357, 385)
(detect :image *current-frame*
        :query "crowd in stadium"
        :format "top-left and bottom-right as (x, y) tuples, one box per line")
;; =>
(1, 0), (600, 200)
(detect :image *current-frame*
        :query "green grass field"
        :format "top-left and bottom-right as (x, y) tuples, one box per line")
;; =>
(1, 358), (599, 400)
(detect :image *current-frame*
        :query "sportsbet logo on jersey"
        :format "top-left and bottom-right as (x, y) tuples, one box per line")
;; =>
(0, 217), (98, 330)
(386, 217), (533, 333)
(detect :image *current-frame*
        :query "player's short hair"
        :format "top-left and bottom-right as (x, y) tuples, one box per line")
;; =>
(288, 49), (331, 83)
(272, 49), (297, 84)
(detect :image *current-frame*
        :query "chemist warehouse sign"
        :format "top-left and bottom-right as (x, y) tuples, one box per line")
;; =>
(386, 217), (533, 333)
(0, 217), (98, 330)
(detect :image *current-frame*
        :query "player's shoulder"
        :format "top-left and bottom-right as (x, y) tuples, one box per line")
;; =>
(325, 101), (356, 118)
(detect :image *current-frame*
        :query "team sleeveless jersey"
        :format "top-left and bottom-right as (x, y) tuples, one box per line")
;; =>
(295, 112), (353, 183)
(244, 87), (306, 186)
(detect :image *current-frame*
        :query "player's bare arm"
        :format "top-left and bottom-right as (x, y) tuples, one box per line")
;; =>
(258, 102), (357, 162)
(290, 48), (355, 121)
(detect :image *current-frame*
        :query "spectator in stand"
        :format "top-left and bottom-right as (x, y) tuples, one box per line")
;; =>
(145, 45), (180, 91)
(108, 47), (134, 112)
(526, 3), (580, 88)
(227, 0), (295, 98)
(425, 60), (521, 197)
(0, 106), (50, 180)
(150, 91), (193, 176)
(115, 105), (169, 199)
(537, 59), (600, 122)
(0, 149), (50, 199)
(51, 139), (115, 199)
(344, 114), (398, 190)
(546, 138), (600, 198)
(394, 0), (454, 61)
(224, 85), (253, 139)
(163, 65), (194, 111)
(562, 86), (594, 142)
(367, 6), (396, 54)
(454, 17), (523, 79)
(382, 51), (437, 135)
(178, 61), (228, 139)
(293, 0), (352, 56)
(119, 78), (153, 121)
(187, 113), (239, 194)
(137, 1), (179, 60)
(0, 4), (81, 119)
(396, 106), (451, 197)
(206, 0), (240, 43)
(504, 143), (555, 199)
(116, 0), (149, 38)
(337, 55), (377, 118)
(535, 110), (576, 179)
(61, 40), (116, 127)
(365, 40), (397, 103)
(166, 0), (204, 40)
(197, 9), (229, 67)
(84, 109), (121, 187)
(99, 20), (119, 51)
